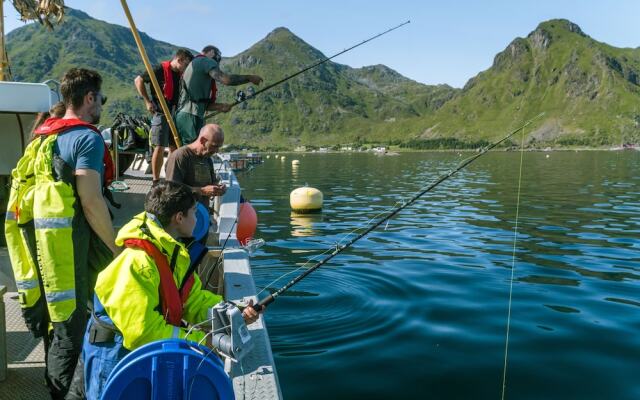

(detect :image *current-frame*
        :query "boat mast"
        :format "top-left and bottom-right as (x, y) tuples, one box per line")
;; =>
(0, 0), (9, 81)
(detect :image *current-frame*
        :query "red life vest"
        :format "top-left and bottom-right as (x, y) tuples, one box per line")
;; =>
(160, 60), (177, 102)
(194, 54), (218, 103)
(123, 238), (195, 327)
(33, 117), (115, 187)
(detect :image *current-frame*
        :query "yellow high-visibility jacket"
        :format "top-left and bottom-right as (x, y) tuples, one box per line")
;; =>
(95, 212), (223, 350)
(5, 139), (43, 309)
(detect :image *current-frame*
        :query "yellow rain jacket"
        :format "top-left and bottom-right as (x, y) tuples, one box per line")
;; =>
(5, 139), (43, 309)
(94, 212), (223, 350)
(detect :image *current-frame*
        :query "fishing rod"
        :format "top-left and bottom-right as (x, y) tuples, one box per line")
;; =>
(252, 113), (545, 311)
(203, 20), (411, 120)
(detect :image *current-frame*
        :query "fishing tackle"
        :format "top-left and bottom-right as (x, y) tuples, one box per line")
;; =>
(204, 20), (411, 119)
(252, 113), (545, 311)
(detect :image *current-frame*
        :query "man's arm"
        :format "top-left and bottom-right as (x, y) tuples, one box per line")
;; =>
(134, 75), (156, 114)
(206, 102), (232, 112)
(209, 67), (262, 86)
(76, 169), (118, 255)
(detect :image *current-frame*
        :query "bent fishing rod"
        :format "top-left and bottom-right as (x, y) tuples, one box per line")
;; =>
(252, 113), (545, 312)
(204, 20), (411, 120)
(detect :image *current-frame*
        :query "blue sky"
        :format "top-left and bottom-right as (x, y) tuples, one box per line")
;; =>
(4, 1), (639, 88)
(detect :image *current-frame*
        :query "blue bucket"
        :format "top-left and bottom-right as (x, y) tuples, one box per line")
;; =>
(101, 339), (233, 400)
(192, 202), (211, 241)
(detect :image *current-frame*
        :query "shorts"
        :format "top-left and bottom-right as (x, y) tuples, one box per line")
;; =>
(150, 113), (176, 148)
(175, 111), (204, 145)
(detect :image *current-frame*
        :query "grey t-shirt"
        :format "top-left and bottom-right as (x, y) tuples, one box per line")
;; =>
(165, 146), (218, 205)
(178, 56), (218, 118)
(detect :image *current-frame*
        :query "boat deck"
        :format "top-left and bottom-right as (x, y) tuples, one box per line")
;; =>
(0, 157), (281, 399)
(0, 289), (50, 399)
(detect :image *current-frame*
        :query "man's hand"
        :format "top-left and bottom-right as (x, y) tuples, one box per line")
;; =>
(248, 75), (263, 85)
(213, 183), (227, 196)
(218, 103), (232, 113)
(145, 100), (156, 114)
(207, 102), (233, 112)
(242, 299), (262, 325)
(200, 184), (227, 197)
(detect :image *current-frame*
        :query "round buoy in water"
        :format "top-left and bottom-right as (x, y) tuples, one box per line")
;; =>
(237, 202), (258, 245)
(292, 159), (300, 165)
(281, 156), (286, 161)
(266, 155), (270, 159)
(290, 186), (323, 213)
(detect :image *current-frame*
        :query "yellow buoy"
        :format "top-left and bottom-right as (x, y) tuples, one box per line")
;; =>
(281, 156), (286, 161)
(290, 186), (323, 213)
(292, 159), (300, 165)
(266, 155), (270, 159)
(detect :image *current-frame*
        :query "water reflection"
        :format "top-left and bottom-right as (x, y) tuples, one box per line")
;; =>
(238, 151), (640, 400)
(290, 212), (322, 237)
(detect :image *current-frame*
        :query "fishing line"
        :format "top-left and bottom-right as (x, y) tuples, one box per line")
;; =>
(257, 134), (530, 297)
(256, 196), (410, 296)
(203, 20), (411, 120)
(252, 113), (544, 311)
(500, 123), (527, 400)
(203, 218), (238, 289)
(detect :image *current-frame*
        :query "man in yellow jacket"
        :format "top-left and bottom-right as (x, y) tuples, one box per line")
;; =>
(69, 181), (260, 399)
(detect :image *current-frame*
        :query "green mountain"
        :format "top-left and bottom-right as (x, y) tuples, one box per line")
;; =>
(212, 27), (455, 148)
(6, 9), (447, 148)
(411, 20), (640, 148)
(6, 8), (184, 120)
(6, 9), (640, 148)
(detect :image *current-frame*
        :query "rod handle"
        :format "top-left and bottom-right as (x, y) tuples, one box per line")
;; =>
(252, 294), (275, 312)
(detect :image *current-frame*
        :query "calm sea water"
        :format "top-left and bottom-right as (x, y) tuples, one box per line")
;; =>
(237, 151), (640, 400)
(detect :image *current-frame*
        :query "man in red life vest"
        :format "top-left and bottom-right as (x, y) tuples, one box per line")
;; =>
(134, 49), (194, 185)
(175, 45), (263, 145)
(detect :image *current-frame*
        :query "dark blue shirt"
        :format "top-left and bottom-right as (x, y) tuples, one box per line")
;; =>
(54, 127), (104, 180)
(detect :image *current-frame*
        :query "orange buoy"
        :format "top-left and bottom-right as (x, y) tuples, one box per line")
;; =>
(237, 202), (258, 245)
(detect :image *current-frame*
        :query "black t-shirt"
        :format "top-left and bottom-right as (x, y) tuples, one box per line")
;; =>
(141, 63), (181, 108)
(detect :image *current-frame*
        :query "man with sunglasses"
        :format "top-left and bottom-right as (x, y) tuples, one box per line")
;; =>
(6, 68), (117, 398)
(175, 45), (263, 145)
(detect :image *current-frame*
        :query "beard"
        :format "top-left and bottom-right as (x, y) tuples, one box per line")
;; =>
(90, 109), (101, 125)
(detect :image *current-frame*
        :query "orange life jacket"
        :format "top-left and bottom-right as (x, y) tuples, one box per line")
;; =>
(123, 238), (195, 327)
(160, 60), (177, 102)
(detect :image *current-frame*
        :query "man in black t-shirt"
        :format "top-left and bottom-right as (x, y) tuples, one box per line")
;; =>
(134, 48), (193, 184)
(165, 123), (227, 206)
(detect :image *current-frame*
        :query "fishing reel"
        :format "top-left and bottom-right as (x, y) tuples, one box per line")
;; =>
(235, 87), (256, 110)
(208, 301), (254, 362)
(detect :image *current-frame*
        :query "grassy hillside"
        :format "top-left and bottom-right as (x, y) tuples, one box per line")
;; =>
(7, 10), (639, 149)
(410, 20), (640, 147)
(6, 8), (184, 121)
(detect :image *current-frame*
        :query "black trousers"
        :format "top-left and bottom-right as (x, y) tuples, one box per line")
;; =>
(46, 308), (87, 399)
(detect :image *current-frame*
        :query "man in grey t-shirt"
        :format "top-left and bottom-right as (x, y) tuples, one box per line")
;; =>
(175, 45), (263, 145)
(165, 123), (227, 206)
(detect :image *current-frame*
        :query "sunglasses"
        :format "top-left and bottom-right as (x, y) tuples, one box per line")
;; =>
(91, 91), (108, 106)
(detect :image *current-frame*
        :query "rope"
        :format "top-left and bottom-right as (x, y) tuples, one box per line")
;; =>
(500, 125), (527, 399)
